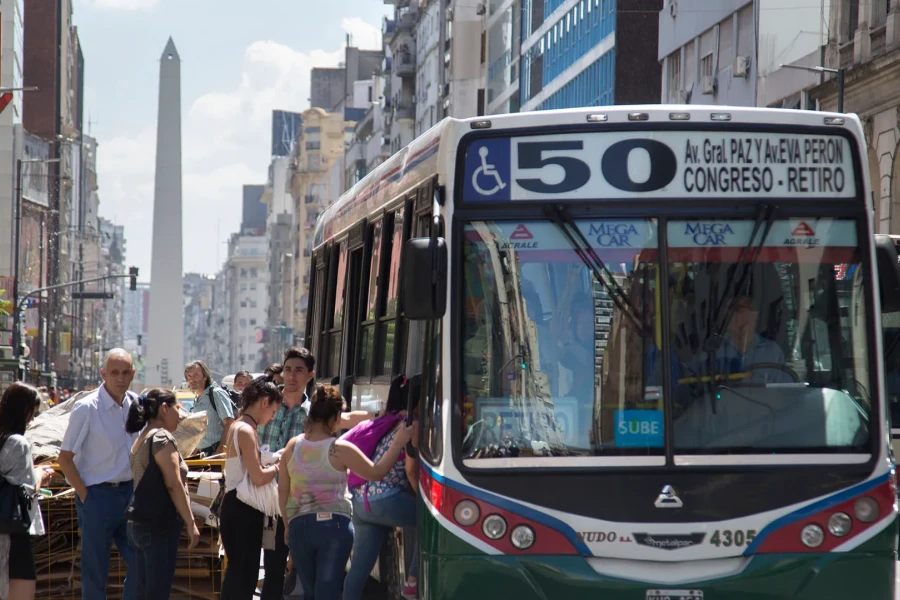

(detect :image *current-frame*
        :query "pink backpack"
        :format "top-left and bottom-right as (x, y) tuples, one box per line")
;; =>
(340, 412), (406, 490)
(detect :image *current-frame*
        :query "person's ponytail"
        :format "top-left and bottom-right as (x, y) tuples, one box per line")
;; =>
(125, 388), (174, 433)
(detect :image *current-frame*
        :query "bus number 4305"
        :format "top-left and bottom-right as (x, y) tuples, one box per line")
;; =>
(646, 590), (704, 600)
(709, 529), (757, 547)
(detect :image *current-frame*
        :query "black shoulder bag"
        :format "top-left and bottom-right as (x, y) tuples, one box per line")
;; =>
(0, 435), (35, 534)
(126, 431), (179, 525)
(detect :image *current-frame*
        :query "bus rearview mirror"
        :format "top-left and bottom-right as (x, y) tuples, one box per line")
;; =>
(875, 235), (900, 313)
(402, 237), (447, 320)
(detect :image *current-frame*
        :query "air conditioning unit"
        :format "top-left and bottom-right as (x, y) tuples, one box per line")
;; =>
(669, 1), (677, 17)
(476, 3), (486, 16)
(734, 55), (749, 78)
(701, 75), (715, 95)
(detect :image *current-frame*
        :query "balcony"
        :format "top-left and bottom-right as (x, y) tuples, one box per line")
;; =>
(394, 53), (416, 78)
(394, 103), (414, 121)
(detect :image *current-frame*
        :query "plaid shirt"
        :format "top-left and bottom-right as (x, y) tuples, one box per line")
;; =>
(258, 394), (308, 452)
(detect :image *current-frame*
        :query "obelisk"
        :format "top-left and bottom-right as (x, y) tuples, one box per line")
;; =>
(145, 37), (184, 387)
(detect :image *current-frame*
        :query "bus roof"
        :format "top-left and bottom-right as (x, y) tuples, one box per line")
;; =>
(314, 105), (863, 248)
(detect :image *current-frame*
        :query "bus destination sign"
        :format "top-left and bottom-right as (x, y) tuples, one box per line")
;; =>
(462, 131), (858, 202)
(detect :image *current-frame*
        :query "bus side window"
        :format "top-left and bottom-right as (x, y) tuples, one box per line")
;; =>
(325, 241), (349, 380)
(377, 206), (410, 376)
(358, 219), (385, 378)
(419, 320), (443, 463)
(310, 261), (327, 358)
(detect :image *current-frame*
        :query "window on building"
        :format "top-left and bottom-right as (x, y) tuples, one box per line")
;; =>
(250, 283), (257, 291)
(847, 0), (860, 40)
(250, 319), (257, 326)
(668, 52), (682, 101)
(701, 52), (714, 79)
(240, 301), (247, 308)
(250, 268), (258, 278)
(241, 268), (248, 277)
(250, 301), (257, 308)
(240, 283), (247, 291)
(240, 319), (247, 327)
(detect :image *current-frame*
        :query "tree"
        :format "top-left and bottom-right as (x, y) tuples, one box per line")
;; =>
(0, 290), (11, 317)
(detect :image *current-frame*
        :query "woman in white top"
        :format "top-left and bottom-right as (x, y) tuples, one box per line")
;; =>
(220, 376), (283, 600)
(0, 382), (55, 600)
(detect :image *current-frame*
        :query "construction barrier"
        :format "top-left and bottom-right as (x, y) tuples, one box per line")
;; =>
(32, 459), (226, 600)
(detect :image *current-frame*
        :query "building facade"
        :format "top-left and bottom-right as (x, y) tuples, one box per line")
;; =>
(290, 108), (347, 341)
(262, 154), (296, 365)
(806, 0), (900, 234)
(224, 234), (268, 373)
(657, 0), (828, 108)
(23, 0), (84, 383)
(518, 0), (662, 111)
(311, 68), (346, 112)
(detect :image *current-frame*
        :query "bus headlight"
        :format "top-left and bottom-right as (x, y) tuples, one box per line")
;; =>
(453, 500), (480, 527)
(827, 512), (852, 537)
(853, 497), (880, 523)
(800, 524), (825, 548)
(482, 515), (507, 540)
(510, 525), (535, 550)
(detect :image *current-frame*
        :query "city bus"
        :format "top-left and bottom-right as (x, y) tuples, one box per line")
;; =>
(307, 106), (900, 599)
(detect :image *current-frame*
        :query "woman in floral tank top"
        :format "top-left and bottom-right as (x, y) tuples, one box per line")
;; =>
(278, 385), (414, 600)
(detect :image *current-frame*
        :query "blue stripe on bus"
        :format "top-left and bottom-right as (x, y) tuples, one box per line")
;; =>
(421, 464), (592, 555)
(744, 472), (890, 554)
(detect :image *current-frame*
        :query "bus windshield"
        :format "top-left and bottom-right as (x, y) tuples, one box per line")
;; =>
(460, 217), (872, 462)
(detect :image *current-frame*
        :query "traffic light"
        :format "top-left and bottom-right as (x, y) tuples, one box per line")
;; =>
(129, 266), (139, 291)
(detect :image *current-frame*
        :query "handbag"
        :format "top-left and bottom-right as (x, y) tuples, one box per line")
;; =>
(233, 424), (280, 517)
(0, 435), (35, 535)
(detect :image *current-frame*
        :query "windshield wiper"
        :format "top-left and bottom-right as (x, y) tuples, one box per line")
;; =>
(546, 204), (649, 337)
(704, 203), (778, 413)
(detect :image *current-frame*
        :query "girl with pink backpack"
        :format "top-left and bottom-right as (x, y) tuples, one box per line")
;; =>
(341, 375), (420, 599)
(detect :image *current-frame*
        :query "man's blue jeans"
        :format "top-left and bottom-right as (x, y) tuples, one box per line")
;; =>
(342, 492), (418, 600)
(75, 483), (136, 600)
(288, 513), (354, 600)
(126, 517), (183, 600)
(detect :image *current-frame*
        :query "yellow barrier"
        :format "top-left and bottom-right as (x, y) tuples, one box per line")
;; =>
(32, 459), (226, 599)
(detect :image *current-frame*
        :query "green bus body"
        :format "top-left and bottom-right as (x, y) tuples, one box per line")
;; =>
(308, 107), (899, 599)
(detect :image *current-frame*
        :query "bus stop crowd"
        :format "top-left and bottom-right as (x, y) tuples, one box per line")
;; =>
(0, 346), (420, 600)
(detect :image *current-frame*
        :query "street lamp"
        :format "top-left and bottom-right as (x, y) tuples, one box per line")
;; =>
(779, 63), (845, 113)
(12, 157), (61, 361)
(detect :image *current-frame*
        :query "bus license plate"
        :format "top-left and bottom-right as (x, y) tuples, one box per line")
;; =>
(646, 591), (703, 600)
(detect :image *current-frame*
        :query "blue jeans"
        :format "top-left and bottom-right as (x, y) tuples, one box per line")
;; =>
(126, 517), (183, 600)
(75, 483), (136, 600)
(343, 492), (418, 600)
(288, 514), (354, 600)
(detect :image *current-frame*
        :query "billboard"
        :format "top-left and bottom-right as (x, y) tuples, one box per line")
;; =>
(271, 110), (302, 157)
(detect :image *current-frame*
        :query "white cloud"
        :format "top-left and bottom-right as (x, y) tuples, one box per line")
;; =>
(84, 0), (158, 10)
(96, 19), (380, 278)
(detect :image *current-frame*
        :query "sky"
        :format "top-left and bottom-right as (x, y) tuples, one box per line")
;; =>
(73, 0), (391, 279)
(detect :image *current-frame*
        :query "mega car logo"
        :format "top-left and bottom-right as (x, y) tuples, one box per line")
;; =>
(683, 222), (735, 246)
(633, 532), (706, 550)
(587, 222), (639, 247)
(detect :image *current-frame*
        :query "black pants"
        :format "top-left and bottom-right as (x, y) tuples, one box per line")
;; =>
(220, 491), (264, 600)
(261, 516), (290, 600)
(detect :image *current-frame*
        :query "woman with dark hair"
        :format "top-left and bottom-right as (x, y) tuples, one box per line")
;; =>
(342, 376), (421, 599)
(278, 385), (414, 600)
(0, 382), (55, 600)
(125, 388), (198, 600)
(220, 376), (283, 600)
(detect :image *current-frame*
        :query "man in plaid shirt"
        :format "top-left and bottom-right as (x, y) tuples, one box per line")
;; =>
(258, 347), (375, 600)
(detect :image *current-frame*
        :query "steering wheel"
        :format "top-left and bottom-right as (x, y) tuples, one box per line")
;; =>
(745, 362), (801, 382)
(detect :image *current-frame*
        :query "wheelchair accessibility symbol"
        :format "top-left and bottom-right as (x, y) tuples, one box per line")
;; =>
(471, 146), (507, 196)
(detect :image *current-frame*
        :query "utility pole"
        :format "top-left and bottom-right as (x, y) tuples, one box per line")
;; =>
(779, 63), (845, 113)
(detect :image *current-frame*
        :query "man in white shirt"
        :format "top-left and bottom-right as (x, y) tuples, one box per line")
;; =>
(59, 348), (139, 600)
